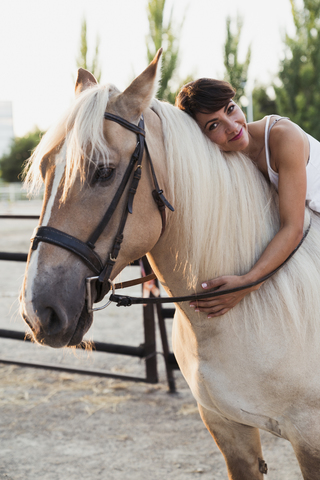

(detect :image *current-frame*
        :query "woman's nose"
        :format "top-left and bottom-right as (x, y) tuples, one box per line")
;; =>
(225, 120), (237, 135)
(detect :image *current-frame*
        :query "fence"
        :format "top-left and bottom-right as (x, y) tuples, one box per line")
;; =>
(0, 183), (43, 202)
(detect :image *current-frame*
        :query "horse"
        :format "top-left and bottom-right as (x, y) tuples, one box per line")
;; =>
(20, 49), (320, 479)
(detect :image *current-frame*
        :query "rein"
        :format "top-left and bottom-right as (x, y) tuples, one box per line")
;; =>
(109, 220), (312, 307)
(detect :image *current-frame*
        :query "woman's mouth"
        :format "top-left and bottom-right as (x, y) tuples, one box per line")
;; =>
(230, 128), (243, 142)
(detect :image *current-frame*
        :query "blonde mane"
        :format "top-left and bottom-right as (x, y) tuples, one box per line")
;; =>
(151, 99), (320, 341)
(24, 83), (113, 200)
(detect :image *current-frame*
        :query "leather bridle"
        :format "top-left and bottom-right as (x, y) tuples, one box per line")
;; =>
(31, 112), (174, 312)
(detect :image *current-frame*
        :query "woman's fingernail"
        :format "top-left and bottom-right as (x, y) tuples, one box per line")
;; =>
(190, 304), (195, 308)
(195, 309), (199, 312)
(202, 283), (207, 288)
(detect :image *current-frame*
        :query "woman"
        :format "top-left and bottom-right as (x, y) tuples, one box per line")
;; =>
(175, 78), (320, 318)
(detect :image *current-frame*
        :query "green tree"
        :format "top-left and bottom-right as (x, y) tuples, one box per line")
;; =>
(223, 16), (251, 105)
(146, 0), (191, 104)
(252, 85), (277, 120)
(76, 18), (101, 82)
(0, 129), (43, 183)
(274, 0), (320, 139)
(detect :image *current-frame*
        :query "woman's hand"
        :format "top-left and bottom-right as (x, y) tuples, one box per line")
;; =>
(190, 275), (260, 318)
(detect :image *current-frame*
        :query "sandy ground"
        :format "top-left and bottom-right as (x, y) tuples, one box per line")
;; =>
(0, 199), (304, 479)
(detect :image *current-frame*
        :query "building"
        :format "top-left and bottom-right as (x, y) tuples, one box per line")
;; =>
(0, 101), (14, 158)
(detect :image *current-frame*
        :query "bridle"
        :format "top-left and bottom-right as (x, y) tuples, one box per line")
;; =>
(31, 112), (174, 312)
(31, 110), (312, 313)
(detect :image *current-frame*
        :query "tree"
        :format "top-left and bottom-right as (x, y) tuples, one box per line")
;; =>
(146, 0), (191, 104)
(252, 85), (277, 120)
(0, 129), (43, 183)
(76, 18), (101, 82)
(223, 16), (251, 105)
(274, 0), (320, 139)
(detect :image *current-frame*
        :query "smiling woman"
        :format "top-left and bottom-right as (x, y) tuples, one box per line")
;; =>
(175, 79), (249, 153)
(195, 103), (248, 152)
(176, 77), (320, 318)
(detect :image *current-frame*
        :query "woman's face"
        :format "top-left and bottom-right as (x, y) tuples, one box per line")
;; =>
(195, 101), (249, 152)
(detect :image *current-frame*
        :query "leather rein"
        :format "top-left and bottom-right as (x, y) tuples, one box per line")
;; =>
(31, 110), (311, 312)
(111, 219), (311, 306)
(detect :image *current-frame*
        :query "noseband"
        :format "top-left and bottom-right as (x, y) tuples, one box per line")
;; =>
(31, 112), (174, 312)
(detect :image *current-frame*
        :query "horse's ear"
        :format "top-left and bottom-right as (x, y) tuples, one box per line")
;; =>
(119, 48), (163, 121)
(75, 68), (98, 96)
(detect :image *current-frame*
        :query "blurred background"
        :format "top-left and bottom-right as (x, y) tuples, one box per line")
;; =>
(0, 0), (318, 194)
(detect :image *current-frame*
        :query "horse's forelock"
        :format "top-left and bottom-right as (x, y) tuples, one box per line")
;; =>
(24, 83), (114, 200)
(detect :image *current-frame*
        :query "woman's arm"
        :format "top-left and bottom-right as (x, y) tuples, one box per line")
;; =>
(190, 121), (308, 318)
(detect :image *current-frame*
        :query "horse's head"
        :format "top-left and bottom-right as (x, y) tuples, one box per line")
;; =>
(20, 50), (168, 348)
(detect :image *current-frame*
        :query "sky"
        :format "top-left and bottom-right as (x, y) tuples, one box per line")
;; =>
(0, 0), (297, 137)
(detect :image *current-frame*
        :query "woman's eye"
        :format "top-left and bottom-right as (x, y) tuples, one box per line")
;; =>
(93, 166), (114, 184)
(228, 105), (235, 114)
(209, 122), (218, 131)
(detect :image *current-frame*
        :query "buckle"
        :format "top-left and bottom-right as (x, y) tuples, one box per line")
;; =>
(86, 276), (115, 313)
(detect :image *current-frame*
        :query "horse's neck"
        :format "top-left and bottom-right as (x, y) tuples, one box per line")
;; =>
(148, 225), (202, 299)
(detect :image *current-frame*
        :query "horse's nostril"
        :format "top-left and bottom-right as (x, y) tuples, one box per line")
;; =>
(45, 307), (66, 336)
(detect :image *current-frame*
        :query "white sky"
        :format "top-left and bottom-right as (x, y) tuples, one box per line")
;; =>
(0, 0), (296, 136)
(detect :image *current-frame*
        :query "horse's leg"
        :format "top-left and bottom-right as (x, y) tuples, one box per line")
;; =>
(291, 445), (320, 480)
(198, 404), (267, 479)
(288, 427), (320, 480)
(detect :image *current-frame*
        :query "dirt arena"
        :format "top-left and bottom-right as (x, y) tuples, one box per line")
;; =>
(0, 199), (303, 479)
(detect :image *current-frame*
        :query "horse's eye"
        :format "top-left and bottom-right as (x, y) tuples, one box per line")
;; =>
(93, 165), (114, 184)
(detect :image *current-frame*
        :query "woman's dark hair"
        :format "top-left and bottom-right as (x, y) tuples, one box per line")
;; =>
(175, 78), (236, 119)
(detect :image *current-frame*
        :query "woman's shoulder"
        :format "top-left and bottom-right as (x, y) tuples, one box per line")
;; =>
(248, 115), (286, 136)
(268, 116), (305, 147)
(268, 116), (309, 168)
(252, 114), (298, 134)
(248, 115), (307, 163)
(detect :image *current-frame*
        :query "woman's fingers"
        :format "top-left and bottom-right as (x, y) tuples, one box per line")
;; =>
(208, 308), (230, 318)
(189, 275), (256, 317)
(190, 303), (230, 313)
(190, 295), (236, 317)
(201, 277), (226, 290)
(190, 293), (237, 310)
(190, 298), (224, 309)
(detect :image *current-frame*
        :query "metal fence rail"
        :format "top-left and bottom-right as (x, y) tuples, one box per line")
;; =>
(0, 184), (43, 202)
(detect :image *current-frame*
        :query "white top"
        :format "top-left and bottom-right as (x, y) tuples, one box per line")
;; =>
(265, 115), (320, 213)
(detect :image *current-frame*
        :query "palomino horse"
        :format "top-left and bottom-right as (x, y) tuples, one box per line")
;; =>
(20, 50), (320, 479)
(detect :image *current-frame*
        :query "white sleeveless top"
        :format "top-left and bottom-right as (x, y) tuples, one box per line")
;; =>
(265, 115), (320, 213)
